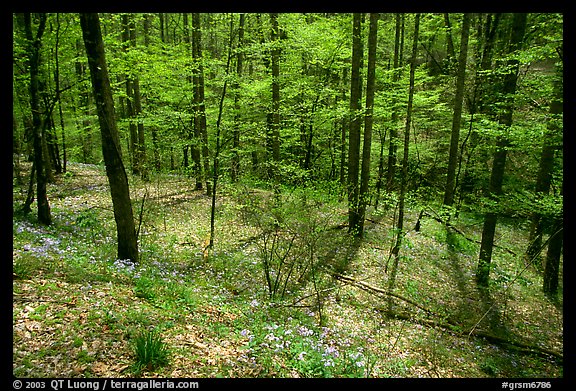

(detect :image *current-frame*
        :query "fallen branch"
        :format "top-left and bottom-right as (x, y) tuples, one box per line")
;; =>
(422, 210), (516, 256)
(332, 273), (433, 315)
(333, 273), (562, 362)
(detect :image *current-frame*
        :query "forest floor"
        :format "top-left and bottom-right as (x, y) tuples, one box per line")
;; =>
(12, 161), (563, 379)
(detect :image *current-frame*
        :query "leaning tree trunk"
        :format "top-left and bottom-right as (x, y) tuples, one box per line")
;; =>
(80, 13), (139, 262)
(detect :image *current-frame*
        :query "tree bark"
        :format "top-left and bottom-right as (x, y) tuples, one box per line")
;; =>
(121, 15), (139, 176)
(268, 12), (281, 180)
(231, 13), (245, 182)
(525, 61), (562, 269)
(80, 12), (139, 262)
(358, 13), (379, 236)
(477, 13), (527, 286)
(192, 13), (211, 195)
(386, 13), (403, 193)
(392, 13), (420, 258)
(443, 13), (471, 207)
(23, 12), (51, 225)
(347, 13), (363, 235)
(543, 214), (562, 296)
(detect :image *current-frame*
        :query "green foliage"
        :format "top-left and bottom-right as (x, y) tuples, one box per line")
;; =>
(234, 185), (349, 301)
(131, 329), (170, 373)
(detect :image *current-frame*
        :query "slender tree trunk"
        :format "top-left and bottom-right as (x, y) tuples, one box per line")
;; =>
(210, 15), (234, 251)
(347, 13), (363, 235)
(543, 201), (563, 296)
(192, 13), (211, 195)
(374, 127), (386, 210)
(127, 15), (147, 181)
(54, 13), (67, 173)
(339, 67), (348, 188)
(477, 13), (527, 287)
(443, 13), (471, 207)
(525, 61), (562, 269)
(122, 15), (139, 176)
(23, 12), (51, 225)
(386, 13), (403, 193)
(391, 13), (420, 258)
(132, 77), (147, 180)
(81, 12), (138, 262)
(143, 14), (160, 172)
(443, 13), (456, 72)
(183, 13), (202, 188)
(231, 13), (245, 182)
(387, 13), (420, 314)
(358, 13), (379, 236)
(269, 12), (281, 180)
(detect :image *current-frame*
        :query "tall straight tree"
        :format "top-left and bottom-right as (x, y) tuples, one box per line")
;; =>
(525, 58), (563, 269)
(183, 13), (202, 189)
(386, 13), (404, 193)
(443, 13), (471, 207)
(387, 13), (420, 314)
(347, 13), (363, 235)
(476, 13), (528, 286)
(268, 12), (281, 179)
(121, 14), (139, 176)
(543, 186), (563, 296)
(392, 13), (420, 259)
(192, 13), (211, 195)
(358, 12), (379, 236)
(231, 13), (245, 182)
(22, 12), (51, 225)
(80, 13), (139, 262)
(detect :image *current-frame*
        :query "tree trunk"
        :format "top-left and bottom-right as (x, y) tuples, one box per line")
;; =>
(192, 13), (211, 195)
(183, 13), (202, 188)
(121, 15), (139, 176)
(476, 13), (527, 287)
(23, 12), (51, 225)
(525, 61), (562, 269)
(347, 13), (363, 235)
(443, 13), (471, 207)
(386, 13), (403, 193)
(358, 13), (379, 236)
(339, 67), (348, 188)
(268, 12), (281, 180)
(443, 13), (456, 72)
(543, 209), (562, 296)
(80, 12), (139, 262)
(392, 13), (420, 258)
(231, 13), (245, 183)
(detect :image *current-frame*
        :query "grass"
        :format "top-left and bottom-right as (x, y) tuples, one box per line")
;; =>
(131, 329), (170, 374)
(12, 161), (563, 378)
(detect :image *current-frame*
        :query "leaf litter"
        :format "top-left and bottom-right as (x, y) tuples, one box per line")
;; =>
(13, 162), (562, 378)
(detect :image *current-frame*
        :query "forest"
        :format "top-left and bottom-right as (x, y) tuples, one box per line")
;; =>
(12, 12), (563, 379)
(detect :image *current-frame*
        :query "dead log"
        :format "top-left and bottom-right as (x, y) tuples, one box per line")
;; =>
(333, 273), (562, 362)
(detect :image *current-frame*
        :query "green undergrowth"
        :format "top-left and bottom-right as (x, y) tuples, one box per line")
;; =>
(13, 162), (563, 378)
